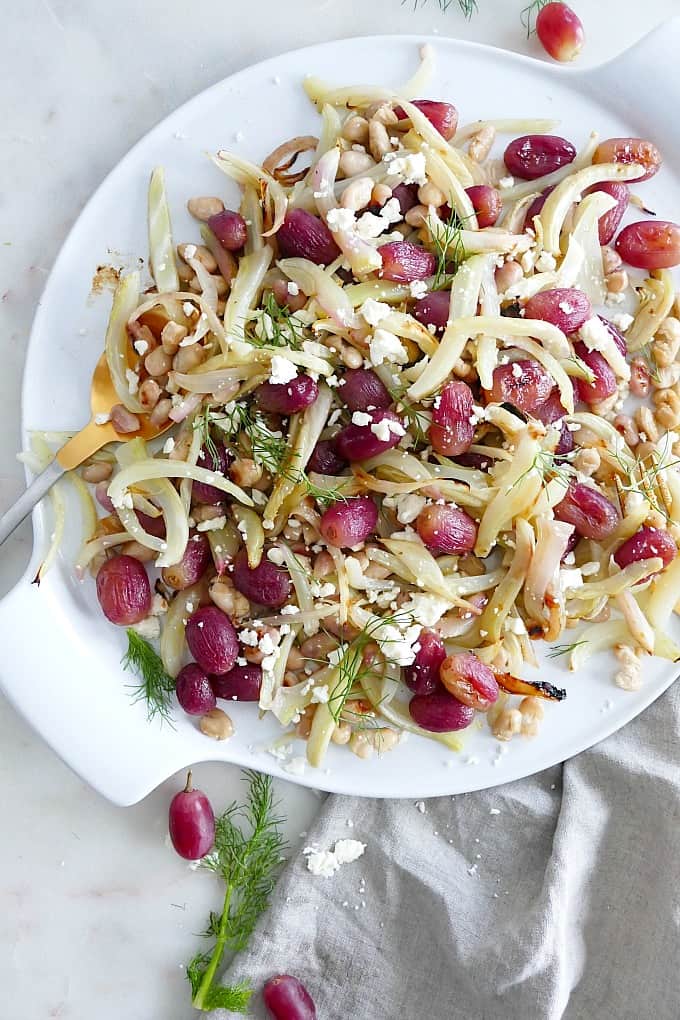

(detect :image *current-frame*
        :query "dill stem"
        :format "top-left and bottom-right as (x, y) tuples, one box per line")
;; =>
(192, 882), (234, 1009)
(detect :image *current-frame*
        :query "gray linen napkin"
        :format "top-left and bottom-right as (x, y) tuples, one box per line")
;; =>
(210, 683), (680, 1020)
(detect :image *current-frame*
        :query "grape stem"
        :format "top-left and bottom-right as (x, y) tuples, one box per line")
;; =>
(192, 883), (234, 1010)
(184, 771), (193, 794)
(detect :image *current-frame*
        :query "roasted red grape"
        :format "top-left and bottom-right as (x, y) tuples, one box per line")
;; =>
(96, 554), (151, 625)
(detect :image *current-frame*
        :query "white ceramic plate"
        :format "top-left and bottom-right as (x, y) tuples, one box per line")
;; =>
(2, 26), (680, 805)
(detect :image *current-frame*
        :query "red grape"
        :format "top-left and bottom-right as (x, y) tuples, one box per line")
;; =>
(162, 532), (211, 591)
(394, 100), (458, 141)
(429, 380), (475, 456)
(584, 181), (630, 245)
(340, 368), (391, 411)
(536, 3), (585, 62)
(319, 495), (378, 548)
(524, 288), (592, 334)
(207, 210), (248, 251)
(232, 549), (292, 607)
(334, 409), (405, 461)
(593, 137), (662, 183)
(277, 209), (340, 266)
(554, 482), (619, 540)
(378, 241), (435, 282)
(615, 221), (680, 270)
(404, 629), (446, 695)
(255, 375), (319, 414)
(307, 440), (347, 475)
(488, 359), (554, 413)
(573, 342), (617, 403)
(185, 605), (239, 674)
(465, 185), (502, 228)
(504, 135), (576, 180)
(96, 554), (151, 625)
(211, 664), (262, 701)
(439, 652), (499, 711)
(614, 526), (676, 572)
(413, 290), (450, 331)
(416, 504), (477, 555)
(168, 772), (215, 860)
(263, 975), (317, 1020)
(409, 691), (475, 732)
(176, 663), (216, 716)
(193, 442), (230, 505)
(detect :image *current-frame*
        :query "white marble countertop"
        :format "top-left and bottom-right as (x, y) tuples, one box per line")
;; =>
(1, 1), (678, 1016)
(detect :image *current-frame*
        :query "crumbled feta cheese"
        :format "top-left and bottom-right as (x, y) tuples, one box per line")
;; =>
(360, 298), (391, 327)
(368, 328), (408, 366)
(311, 686), (330, 704)
(280, 604), (301, 615)
(133, 339), (149, 356)
(125, 368), (140, 394)
(303, 839), (366, 877)
(395, 493), (427, 524)
(535, 251), (557, 273)
(351, 411), (372, 427)
(287, 281), (300, 296)
(130, 616), (161, 640)
(269, 354), (298, 385)
(183, 244), (197, 260)
(498, 176), (514, 189)
(239, 628), (259, 646)
(511, 362), (523, 379)
(504, 616), (527, 635)
(409, 280), (428, 300)
(385, 152), (427, 186)
(376, 623), (422, 667)
(611, 312), (634, 332)
(326, 207), (356, 233)
(400, 592), (451, 627)
(267, 547), (285, 565)
(327, 647), (345, 667)
(283, 757), (307, 777)
(310, 580), (336, 598)
(183, 301), (195, 316)
(258, 632), (277, 655)
(94, 412), (110, 425)
(370, 417), (406, 442)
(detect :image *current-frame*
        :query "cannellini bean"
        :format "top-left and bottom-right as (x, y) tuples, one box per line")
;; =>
(519, 697), (543, 737)
(110, 404), (140, 434)
(177, 243), (217, 273)
(331, 722), (352, 745)
(368, 119), (392, 161)
(606, 269), (629, 294)
(342, 115), (369, 144)
(313, 551), (334, 579)
(209, 577), (250, 620)
(338, 149), (375, 178)
(341, 177), (374, 212)
(405, 204), (429, 228)
(121, 540), (156, 563)
(300, 632), (339, 661)
(187, 196), (225, 221)
(139, 378), (162, 411)
(161, 321), (188, 355)
(495, 260), (523, 293)
(145, 347), (173, 378)
(172, 344), (205, 373)
(199, 708), (234, 740)
(372, 183), (393, 207)
(490, 707), (522, 741)
(82, 461), (113, 483)
(634, 404), (659, 442)
(149, 398), (173, 428)
(601, 245), (623, 275)
(418, 182), (446, 207)
(468, 125), (496, 163)
(653, 387), (680, 429)
(229, 457), (263, 487)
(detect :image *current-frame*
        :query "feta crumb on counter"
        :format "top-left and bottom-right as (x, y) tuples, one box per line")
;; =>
(303, 839), (366, 877)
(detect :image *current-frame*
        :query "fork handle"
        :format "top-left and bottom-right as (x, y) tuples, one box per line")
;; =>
(0, 459), (65, 548)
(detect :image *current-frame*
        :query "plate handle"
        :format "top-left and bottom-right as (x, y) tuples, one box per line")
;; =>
(581, 18), (680, 117)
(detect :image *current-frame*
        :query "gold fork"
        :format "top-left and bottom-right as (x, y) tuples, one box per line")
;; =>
(0, 354), (172, 547)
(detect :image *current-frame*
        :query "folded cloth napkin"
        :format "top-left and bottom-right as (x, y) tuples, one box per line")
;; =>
(211, 683), (680, 1020)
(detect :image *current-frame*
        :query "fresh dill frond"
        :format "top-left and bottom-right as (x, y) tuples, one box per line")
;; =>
(208, 402), (290, 476)
(122, 630), (175, 725)
(327, 610), (415, 723)
(509, 449), (575, 492)
(192, 402), (221, 469)
(430, 206), (472, 290)
(639, 343), (663, 386)
(299, 471), (350, 509)
(520, 0), (549, 36)
(402, 0), (478, 17)
(389, 383), (430, 445)
(546, 640), (587, 660)
(188, 770), (287, 1012)
(247, 292), (306, 351)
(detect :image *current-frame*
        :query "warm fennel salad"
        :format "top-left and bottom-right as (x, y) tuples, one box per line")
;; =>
(50, 46), (680, 767)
